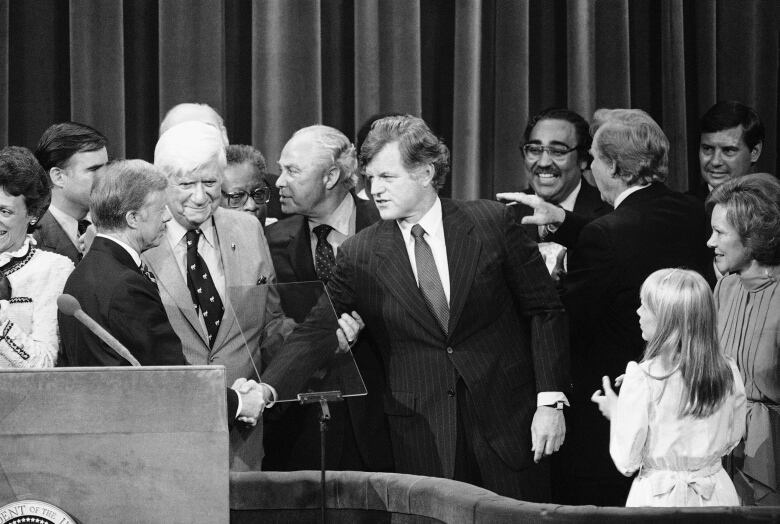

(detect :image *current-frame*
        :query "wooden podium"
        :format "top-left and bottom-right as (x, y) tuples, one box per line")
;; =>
(0, 366), (230, 523)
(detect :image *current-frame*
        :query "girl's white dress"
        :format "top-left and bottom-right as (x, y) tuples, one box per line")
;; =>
(610, 358), (746, 507)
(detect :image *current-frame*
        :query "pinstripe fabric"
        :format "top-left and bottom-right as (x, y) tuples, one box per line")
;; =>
(262, 198), (569, 479)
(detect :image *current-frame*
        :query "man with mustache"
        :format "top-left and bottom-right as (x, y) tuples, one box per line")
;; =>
(507, 108), (610, 274)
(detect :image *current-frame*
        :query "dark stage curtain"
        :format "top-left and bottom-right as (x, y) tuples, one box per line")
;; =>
(0, 0), (777, 198)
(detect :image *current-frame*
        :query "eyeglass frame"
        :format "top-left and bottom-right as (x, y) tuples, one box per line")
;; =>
(521, 143), (581, 161)
(221, 187), (271, 208)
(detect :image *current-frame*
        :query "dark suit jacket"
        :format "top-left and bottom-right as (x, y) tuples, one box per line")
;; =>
(32, 209), (81, 265)
(58, 237), (238, 418)
(263, 194), (391, 471)
(515, 180), (611, 248)
(262, 198), (569, 478)
(563, 183), (713, 384)
(559, 183), (713, 500)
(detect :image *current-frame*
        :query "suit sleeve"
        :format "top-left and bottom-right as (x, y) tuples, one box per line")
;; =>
(502, 206), (570, 393)
(561, 220), (615, 346)
(260, 236), (359, 400)
(107, 275), (186, 365)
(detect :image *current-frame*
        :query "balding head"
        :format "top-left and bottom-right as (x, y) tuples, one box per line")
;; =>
(276, 125), (356, 219)
(159, 103), (229, 146)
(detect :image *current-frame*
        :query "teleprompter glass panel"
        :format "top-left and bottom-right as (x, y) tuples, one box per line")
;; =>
(225, 280), (366, 403)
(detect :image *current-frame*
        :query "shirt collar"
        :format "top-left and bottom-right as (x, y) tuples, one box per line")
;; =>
(308, 194), (356, 237)
(96, 233), (141, 266)
(557, 180), (582, 212)
(614, 184), (650, 209)
(166, 213), (216, 248)
(48, 204), (78, 231)
(397, 197), (443, 239)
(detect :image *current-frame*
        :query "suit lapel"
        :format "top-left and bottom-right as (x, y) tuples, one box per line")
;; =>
(289, 217), (317, 282)
(373, 220), (443, 339)
(441, 200), (480, 337)
(144, 235), (207, 345)
(210, 210), (239, 352)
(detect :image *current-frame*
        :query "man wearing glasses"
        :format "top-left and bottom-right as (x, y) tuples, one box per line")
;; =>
(221, 144), (275, 228)
(499, 108), (609, 276)
(262, 124), (390, 474)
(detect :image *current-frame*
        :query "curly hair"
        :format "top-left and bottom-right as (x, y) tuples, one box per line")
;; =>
(0, 146), (51, 231)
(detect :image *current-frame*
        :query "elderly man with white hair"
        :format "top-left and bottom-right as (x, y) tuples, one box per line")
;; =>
(143, 121), (288, 470)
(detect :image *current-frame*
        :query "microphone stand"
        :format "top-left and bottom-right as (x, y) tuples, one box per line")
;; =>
(298, 390), (343, 524)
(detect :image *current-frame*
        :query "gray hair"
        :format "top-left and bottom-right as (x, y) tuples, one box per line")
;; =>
(90, 159), (168, 231)
(291, 125), (357, 189)
(591, 108), (669, 186)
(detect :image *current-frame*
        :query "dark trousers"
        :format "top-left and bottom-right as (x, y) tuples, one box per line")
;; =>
(453, 377), (551, 502)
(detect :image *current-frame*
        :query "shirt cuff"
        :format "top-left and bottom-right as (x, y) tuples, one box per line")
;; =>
(235, 389), (243, 419)
(262, 383), (278, 409)
(537, 392), (569, 407)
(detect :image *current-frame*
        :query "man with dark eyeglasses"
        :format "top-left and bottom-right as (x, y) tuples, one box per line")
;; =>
(221, 144), (275, 228)
(498, 108), (610, 281)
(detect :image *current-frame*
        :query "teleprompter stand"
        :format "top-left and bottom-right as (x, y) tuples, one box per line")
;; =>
(242, 282), (367, 524)
(298, 390), (345, 524)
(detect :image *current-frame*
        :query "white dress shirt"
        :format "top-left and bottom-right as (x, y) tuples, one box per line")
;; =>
(95, 234), (141, 266)
(398, 198), (566, 408)
(397, 198), (451, 304)
(307, 194), (357, 264)
(613, 184), (650, 209)
(165, 217), (227, 338)
(48, 204), (86, 250)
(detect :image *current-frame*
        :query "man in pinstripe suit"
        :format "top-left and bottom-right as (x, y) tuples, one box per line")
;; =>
(261, 115), (570, 500)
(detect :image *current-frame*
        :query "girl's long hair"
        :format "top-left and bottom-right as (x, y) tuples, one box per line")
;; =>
(640, 268), (734, 418)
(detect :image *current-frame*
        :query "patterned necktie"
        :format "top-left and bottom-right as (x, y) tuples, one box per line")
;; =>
(313, 224), (336, 283)
(138, 262), (157, 286)
(411, 224), (449, 335)
(185, 229), (224, 347)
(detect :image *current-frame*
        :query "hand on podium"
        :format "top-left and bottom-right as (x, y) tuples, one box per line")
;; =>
(335, 311), (364, 354)
(231, 378), (273, 426)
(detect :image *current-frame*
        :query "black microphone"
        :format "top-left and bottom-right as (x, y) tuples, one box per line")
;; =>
(57, 294), (141, 367)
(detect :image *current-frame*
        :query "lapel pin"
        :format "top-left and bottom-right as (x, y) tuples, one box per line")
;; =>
(231, 243), (236, 251)
(257, 276), (267, 285)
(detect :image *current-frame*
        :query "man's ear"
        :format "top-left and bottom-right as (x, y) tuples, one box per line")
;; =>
(750, 141), (763, 163)
(125, 210), (139, 230)
(324, 166), (340, 190)
(419, 164), (435, 187)
(49, 167), (67, 188)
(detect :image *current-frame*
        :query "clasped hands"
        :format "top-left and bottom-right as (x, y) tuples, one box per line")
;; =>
(231, 378), (273, 426)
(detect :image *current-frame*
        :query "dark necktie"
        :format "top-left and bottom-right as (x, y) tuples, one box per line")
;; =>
(313, 224), (336, 283)
(77, 218), (91, 236)
(185, 229), (224, 347)
(411, 224), (449, 335)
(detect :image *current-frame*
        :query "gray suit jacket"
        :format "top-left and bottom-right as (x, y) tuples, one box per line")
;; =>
(143, 207), (291, 471)
(32, 210), (81, 265)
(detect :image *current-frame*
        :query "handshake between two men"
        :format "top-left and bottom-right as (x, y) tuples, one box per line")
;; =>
(228, 310), (364, 426)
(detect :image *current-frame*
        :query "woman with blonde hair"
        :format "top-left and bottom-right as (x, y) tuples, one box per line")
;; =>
(592, 268), (746, 506)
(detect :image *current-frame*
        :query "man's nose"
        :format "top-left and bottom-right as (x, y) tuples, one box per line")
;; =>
(244, 195), (258, 212)
(191, 183), (208, 202)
